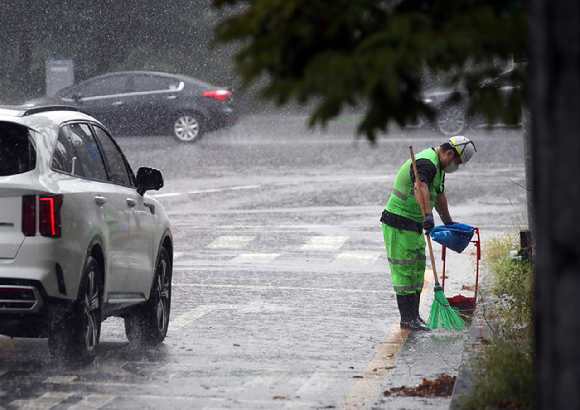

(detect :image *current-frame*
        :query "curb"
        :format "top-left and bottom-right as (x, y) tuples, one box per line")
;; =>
(448, 295), (495, 409)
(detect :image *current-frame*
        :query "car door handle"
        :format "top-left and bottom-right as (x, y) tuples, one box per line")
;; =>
(126, 198), (138, 207)
(112, 101), (124, 106)
(94, 196), (107, 205)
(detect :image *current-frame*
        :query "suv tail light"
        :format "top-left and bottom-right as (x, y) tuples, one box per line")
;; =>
(203, 90), (232, 101)
(21, 195), (63, 237)
(39, 196), (63, 237)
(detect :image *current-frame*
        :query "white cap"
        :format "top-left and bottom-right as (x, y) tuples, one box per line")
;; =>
(449, 136), (476, 164)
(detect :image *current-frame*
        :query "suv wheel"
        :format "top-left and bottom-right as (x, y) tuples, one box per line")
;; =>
(173, 114), (204, 142)
(48, 256), (102, 364)
(125, 247), (172, 345)
(436, 106), (466, 136)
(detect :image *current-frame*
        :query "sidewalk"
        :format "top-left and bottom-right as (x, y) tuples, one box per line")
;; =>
(367, 239), (485, 409)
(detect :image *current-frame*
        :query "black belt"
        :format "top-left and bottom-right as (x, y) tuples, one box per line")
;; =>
(380, 209), (422, 234)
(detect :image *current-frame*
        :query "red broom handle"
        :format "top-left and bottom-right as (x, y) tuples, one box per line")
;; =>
(409, 146), (440, 285)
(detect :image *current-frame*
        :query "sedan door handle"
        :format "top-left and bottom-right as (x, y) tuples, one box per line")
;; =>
(126, 198), (138, 207)
(94, 196), (107, 205)
(112, 101), (124, 106)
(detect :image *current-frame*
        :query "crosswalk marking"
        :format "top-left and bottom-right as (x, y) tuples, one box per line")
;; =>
(223, 369), (291, 391)
(207, 236), (256, 249)
(332, 251), (381, 266)
(10, 392), (73, 410)
(301, 236), (348, 251)
(231, 253), (280, 263)
(169, 301), (292, 330)
(296, 370), (339, 395)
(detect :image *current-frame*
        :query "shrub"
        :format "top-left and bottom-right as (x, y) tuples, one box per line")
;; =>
(463, 231), (534, 409)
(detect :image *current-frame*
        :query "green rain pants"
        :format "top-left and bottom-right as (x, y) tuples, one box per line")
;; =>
(382, 223), (426, 296)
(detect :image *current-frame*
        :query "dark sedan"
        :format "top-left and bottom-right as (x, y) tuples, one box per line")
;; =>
(25, 71), (237, 142)
(418, 67), (524, 135)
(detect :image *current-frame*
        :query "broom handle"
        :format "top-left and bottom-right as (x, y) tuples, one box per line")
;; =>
(409, 146), (440, 285)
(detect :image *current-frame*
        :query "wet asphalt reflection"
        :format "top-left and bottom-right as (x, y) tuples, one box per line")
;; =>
(0, 115), (526, 409)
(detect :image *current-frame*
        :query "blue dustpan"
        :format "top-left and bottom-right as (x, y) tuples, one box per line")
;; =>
(430, 223), (475, 253)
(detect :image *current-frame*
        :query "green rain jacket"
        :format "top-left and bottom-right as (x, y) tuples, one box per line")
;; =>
(385, 148), (445, 224)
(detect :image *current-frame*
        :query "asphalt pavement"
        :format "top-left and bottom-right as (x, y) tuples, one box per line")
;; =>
(0, 114), (525, 409)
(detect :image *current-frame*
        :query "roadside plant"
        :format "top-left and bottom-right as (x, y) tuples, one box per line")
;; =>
(464, 231), (534, 410)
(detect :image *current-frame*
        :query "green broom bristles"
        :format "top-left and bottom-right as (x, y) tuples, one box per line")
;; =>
(427, 284), (467, 331)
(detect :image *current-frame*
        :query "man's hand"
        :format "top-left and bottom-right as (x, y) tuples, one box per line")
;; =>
(422, 213), (435, 233)
(445, 220), (458, 226)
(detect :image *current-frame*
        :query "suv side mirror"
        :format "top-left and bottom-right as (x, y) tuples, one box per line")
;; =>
(136, 167), (164, 196)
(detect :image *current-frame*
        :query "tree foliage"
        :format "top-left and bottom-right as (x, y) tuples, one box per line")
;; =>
(214, 0), (528, 140)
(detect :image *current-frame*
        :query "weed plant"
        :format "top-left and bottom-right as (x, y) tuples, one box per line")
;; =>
(464, 232), (533, 409)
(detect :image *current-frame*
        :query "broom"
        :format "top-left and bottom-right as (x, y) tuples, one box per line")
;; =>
(409, 146), (466, 331)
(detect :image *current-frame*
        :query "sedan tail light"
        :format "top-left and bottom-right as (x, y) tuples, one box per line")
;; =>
(203, 90), (233, 101)
(21, 195), (63, 237)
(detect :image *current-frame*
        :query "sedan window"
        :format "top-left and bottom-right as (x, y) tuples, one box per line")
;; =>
(132, 75), (181, 92)
(0, 122), (36, 176)
(91, 125), (133, 186)
(67, 76), (130, 98)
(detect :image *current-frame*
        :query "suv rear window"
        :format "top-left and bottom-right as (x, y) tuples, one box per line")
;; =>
(0, 122), (36, 176)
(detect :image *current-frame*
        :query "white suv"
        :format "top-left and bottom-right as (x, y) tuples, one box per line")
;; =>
(0, 106), (173, 364)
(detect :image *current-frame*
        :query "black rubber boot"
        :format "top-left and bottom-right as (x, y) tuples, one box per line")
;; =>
(413, 291), (427, 325)
(397, 294), (429, 331)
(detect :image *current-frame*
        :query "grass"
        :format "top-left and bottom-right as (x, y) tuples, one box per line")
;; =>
(463, 231), (534, 410)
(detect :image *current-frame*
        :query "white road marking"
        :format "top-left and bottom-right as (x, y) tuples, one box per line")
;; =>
(236, 301), (292, 313)
(168, 304), (240, 330)
(206, 235), (255, 249)
(230, 185), (261, 190)
(44, 376), (76, 384)
(223, 369), (290, 391)
(10, 392), (73, 410)
(188, 188), (222, 194)
(67, 394), (116, 410)
(150, 192), (182, 198)
(169, 301), (291, 330)
(332, 251), (381, 266)
(301, 236), (348, 251)
(174, 283), (393, 294)
(230, 253), (280, 263)
(296, 370), (339, 395)
(147, 363), (190, 378)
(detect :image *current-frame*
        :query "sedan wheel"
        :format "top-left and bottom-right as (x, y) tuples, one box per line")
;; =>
(125, 247), (172, 345)
(49, 256), (101, 365)
(436, 106), (466, 136)
(173, 114), (203, 142)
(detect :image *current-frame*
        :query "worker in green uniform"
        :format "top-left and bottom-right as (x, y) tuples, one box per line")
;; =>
(381, 136), (477, 331)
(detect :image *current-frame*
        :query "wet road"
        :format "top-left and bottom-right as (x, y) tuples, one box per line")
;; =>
(0, 115), (527, 409)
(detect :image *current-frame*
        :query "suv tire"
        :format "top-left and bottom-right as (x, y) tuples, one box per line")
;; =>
(48, 256), (102, 364)
(125, 247), (172, 345)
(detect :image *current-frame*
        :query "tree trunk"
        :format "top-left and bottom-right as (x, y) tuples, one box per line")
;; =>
(532, 1), (580, 409)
